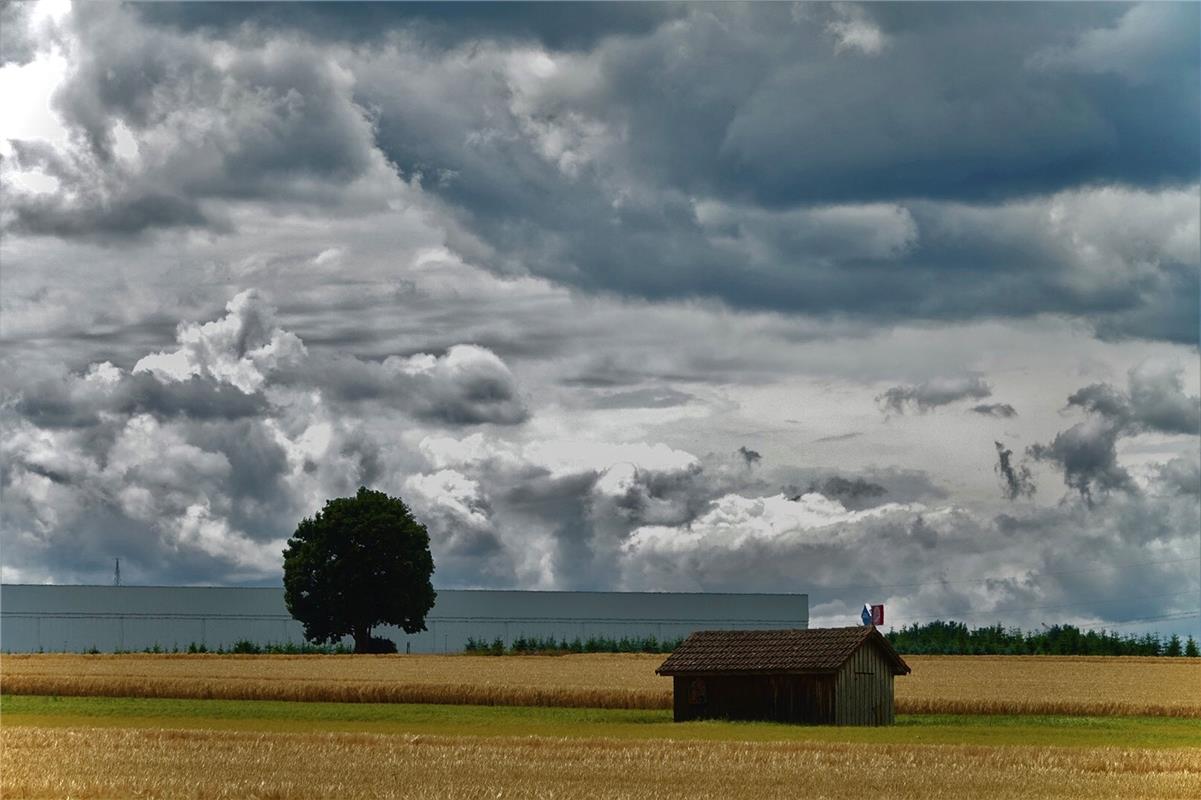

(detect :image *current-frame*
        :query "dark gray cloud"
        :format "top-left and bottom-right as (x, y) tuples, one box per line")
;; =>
(351, 3), (1198, 343)
(1028, 419), (1132, 504)
(798, 476), (888, 511)
(9, 362), (271, 429)
(5, 140), (216, 237)
(0, 290), (530, 586)
(737, 446), (761, 466)
(877, 377), (992, 415)
(1067, 362), (1201, 436)
(6, 3), (1197, 342)
(125, 290), (529, 427)
(994, 441), (1035, 500)
(4, 3), (388, 239)
(620, 478), (1199, 631)
(1031, 362), (1200, 501)
(0, 0), (37, 65)
(709, 3), (1199, 204)
(135, 1), (686, 52)
(297, 349), (529, 427)
(973, 403), (1018, 418)
(775, 466), (947, 510)
(813, 432), (862, 443)
(586, 387), (695, 410)
(1155, 457), (1201, 498)
(2, 3), (1199, 636)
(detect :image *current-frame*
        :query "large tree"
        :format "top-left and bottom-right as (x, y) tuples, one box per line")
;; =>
(283, 487), (436, 653)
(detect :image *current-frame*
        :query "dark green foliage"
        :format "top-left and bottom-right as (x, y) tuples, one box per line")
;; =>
(283, 487), (437, 654)
(464, 635), (683, 655)
(145, 641), (354, 655)
(884, 620), (1188, 656)
(365, 635), (398, 654)
(1185, 636), (1199, 658)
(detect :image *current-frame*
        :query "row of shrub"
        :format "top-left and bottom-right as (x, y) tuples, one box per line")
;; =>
(883, 621), (1200, 657)
(464, 635), (684, 655)
(80, 640), (353, 655)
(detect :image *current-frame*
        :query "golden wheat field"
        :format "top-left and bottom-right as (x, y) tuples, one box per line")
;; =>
(3, 726), (1199, 800)
(3, 653), (1200, 716)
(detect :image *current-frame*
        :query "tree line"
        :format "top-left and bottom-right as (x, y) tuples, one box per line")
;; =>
(883, 620), (1200, 656)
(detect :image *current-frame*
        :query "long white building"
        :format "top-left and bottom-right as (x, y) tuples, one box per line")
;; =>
(0, 584), (808, 653)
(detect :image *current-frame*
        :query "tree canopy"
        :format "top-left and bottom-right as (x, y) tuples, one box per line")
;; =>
(283, 487), (436, 653)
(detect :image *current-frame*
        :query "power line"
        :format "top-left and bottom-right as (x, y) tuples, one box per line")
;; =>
(1090, 612), (1200, 628)
(809, 555), (1201, 595)
(879, 589), (1200, 626)
(878, 610), (1200, 631)
(947, 589), (1199, 618)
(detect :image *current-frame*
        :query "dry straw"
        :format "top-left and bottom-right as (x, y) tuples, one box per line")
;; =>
(4, 726), (1200, 799)
(3, 653), (1199, 717)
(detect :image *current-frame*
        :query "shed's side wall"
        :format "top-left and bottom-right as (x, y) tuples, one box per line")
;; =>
(833, 641), (895, 725)
(670, 674), (835, 724)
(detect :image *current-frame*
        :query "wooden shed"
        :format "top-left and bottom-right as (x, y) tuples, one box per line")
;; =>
(656, 626), (910, 726)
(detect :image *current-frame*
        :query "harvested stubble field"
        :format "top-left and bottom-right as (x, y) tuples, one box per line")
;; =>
(3, 653), (1199, 717)
(4, 725), (1200, 800)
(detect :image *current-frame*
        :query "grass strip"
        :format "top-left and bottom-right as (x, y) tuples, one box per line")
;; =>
(4, 695), (1198, 748)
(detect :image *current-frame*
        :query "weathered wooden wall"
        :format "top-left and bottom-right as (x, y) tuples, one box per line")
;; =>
(833, 640), (895, 725)
(672, 674), (836, 724)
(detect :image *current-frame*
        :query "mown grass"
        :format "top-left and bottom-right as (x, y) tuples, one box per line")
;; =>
(4, 695), (1199, 748)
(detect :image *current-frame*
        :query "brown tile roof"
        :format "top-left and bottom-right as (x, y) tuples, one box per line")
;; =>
(656, 626), (910, 676)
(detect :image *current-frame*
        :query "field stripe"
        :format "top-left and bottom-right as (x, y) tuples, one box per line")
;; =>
(4, 695), (1200, 748)
(4, 725), (1200, 800)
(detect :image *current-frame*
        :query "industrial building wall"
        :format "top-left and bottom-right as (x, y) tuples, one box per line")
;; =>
(0, 584), (808, 653)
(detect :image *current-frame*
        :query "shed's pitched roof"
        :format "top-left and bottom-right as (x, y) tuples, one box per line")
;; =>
(656, 626), (910, 676)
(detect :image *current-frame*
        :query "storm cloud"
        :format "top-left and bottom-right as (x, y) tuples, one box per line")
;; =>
(1030, 362), (1200, 502)
(877, 377), (992, 415)
(1, 2), (1198, 634)
(994, 441), (1036, 500)
(3, 2), (1198, 339)
(973, 403), (1018, 418)
(1, 290), (529, 586)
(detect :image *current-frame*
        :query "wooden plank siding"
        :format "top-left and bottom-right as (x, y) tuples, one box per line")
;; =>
(833, 639), (895, 725)
(672, 674), (836, 724)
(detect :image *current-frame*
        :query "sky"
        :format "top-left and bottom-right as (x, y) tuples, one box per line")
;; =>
(1, 1), (1198, 635)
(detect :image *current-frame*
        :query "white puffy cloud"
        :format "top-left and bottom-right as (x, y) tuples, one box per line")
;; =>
(824, 4), (888, 56)
(405, 469), (491, 531)
(134, 290), (306, 393)
(1032, 3), (1198, 83)
(1, 3), (1198, 637)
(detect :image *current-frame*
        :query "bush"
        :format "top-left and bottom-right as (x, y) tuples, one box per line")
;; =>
(230, 640), (262, 654)
(464, 635), (682, 656)
(364, 636), (398, 654)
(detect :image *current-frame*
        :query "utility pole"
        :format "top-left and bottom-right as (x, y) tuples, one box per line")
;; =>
(114, 558), (121, 587)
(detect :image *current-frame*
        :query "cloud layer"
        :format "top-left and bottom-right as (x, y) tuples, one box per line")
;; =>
(1, 2), (1198, 634)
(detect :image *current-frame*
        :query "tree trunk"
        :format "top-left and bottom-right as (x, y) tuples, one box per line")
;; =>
(353, 625), (371, 654)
